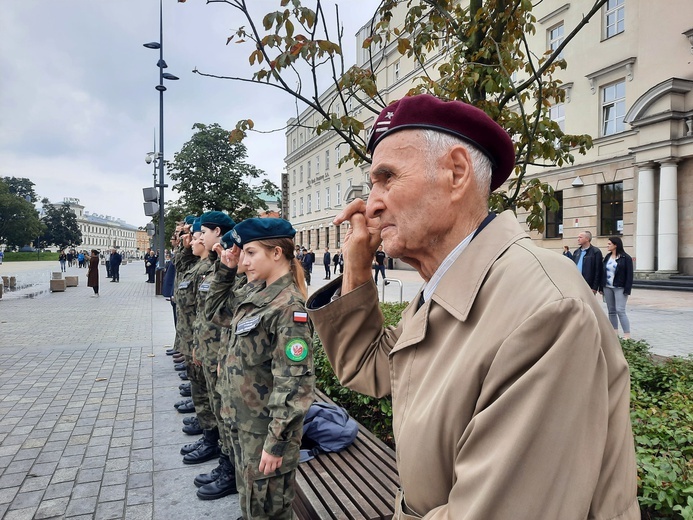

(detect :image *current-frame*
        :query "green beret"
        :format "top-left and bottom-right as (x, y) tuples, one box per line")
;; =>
(220, 230), (235, 250)
(184, 215), (197, 225)
(231, 218), (296, 248)
(191, 218), (202, 233)
(200, 211), (236, 232)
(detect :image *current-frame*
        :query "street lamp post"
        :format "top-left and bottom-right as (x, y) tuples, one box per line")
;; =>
(144, 0), (178, 272)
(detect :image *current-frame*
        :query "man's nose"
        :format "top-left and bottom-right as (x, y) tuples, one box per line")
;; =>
(366, 185), (384, 219)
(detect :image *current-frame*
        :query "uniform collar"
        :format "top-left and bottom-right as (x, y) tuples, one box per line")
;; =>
(243, 272), (294, 308)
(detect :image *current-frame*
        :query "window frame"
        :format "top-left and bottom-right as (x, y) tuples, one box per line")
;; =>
(599, 181), (624, 236)
(601, 80), (626, 137)
(604, 0), (625, 39)
(548, 22), (565, 58)
(545, 190), (564, 239)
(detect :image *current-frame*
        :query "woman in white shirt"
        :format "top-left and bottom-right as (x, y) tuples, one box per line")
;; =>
(601, 236), (634, 339)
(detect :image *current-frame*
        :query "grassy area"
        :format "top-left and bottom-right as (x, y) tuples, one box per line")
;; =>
(1, 251), (60, 262)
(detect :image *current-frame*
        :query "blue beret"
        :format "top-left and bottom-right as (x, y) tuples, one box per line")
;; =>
(231, 218), (296, 248)
(200, 211), (236, 231)
(191, 218), (202, 233)
(220, 230), (235, 250)
(366, 94), (515, 192)
(184, 215), (197, 225)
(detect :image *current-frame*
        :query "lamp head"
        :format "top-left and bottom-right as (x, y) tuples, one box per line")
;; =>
(145, 153), (154, 164)
(143, 42), (161, 49)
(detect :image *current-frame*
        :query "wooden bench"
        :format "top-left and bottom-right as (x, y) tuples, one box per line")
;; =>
(293, 390), (400, 520)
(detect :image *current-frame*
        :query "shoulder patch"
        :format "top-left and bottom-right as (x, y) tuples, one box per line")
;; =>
(285, 338), (309, 362)
(293, 311), (308, 323)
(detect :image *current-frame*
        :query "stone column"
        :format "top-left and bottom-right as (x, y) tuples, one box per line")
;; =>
(635, 163), (656, 272)
(657, 161), (679, 272)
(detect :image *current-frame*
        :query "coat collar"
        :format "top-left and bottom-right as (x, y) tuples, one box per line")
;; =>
(394, 211), (528, 353)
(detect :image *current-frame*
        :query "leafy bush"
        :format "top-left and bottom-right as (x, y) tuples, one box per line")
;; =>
(313, 301), (405, 447)
(623, 339), (693, 519)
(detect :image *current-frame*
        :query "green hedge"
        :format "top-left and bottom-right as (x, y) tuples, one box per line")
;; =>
(314, 304), (693, 518)
(1, 251), (59, 261)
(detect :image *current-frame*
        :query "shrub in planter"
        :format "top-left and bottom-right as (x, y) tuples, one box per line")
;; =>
(622, 339), (693, 519)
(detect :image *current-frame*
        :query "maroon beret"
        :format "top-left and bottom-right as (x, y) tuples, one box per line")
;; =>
(366, 94), (515, 191)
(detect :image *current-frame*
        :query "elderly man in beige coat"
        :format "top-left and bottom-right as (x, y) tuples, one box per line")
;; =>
(306, 94), (639, 520)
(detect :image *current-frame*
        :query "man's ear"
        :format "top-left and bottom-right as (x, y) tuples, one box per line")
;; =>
(447, 145), (474, 201)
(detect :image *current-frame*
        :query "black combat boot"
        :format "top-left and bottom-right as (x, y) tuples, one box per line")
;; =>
(182, 416), (203, 435)
(180, 437), (204, 455)
(196, 453), (238, 500)
(183, 428), (220, 464)
(193, 454), (226, 488)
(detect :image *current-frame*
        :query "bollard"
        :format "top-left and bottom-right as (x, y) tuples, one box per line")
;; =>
(65, 276), (79, 287)
(9, 276), (16, 289)
(2, 276), (8, 288)
(50, 279), (66, 292)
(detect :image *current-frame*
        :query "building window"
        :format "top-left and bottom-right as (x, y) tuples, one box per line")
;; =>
(300, 165), (304, 183)
(316, 191), (320, 211)
(316, 155), (320, 174)
(600, 182), (623, 236)
(292, 169), (296, 186)
(548, 23), (564, 58)
(336, 183), (341, 206)
(550, 103), (565, 132)
(394, 61), (401, 82)
(307, 160), (311, 179)
(545, 191), (563, 239)
(300, 197), (304, 215)
(325, 149), (330, 170)
(601, 80), (625, 136)
(336, 145), (341, 163)
(292, 199), (296, 218)
(604, 0), (624, 39)
(292, 137), (296, 151)
(325, 187), (331, 208)
(307, 194), (312, 213)
(299, 132), (304, 145)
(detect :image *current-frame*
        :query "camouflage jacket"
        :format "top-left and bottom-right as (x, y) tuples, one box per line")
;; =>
(173, 242), (198, 294)
(192, 253), (224, 364)
(204, 264), (252, 328)
(173, 250), (205, 355)
(219, 272), (315, 457)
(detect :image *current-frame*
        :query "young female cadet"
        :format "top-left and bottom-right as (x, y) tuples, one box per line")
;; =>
(217, 218), (314, 520)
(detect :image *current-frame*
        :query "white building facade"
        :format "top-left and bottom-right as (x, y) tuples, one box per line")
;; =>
(285, 1), (693, 275)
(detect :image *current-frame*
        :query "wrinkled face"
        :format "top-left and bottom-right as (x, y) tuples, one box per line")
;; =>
(577, 233), (589, 247)
(242, 243), (276, 283)
(366, 131), (452, 260)
(191, 232), (205, 256)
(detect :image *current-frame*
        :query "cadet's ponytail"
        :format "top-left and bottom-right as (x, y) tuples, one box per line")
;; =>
(256, 238), (307, 299)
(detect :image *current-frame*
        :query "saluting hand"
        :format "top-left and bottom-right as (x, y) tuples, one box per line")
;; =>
(217, 244), (240, 269)
(181, 233), (192, 249)
(334, 199), (382, 294)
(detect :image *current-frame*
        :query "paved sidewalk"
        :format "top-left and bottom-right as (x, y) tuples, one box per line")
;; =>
(0, 259), (691, 519)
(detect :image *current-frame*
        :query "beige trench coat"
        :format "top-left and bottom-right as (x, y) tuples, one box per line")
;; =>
(307, 211), (639, 520)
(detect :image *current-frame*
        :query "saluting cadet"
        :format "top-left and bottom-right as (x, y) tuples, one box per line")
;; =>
(217, 218), (315, 520)
(189, 212), (239, 500)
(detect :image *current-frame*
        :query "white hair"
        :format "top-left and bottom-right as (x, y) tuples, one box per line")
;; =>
(420, 129), (493, 197)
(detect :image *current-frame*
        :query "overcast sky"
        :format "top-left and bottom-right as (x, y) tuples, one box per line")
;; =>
(0, 0), (381, 227)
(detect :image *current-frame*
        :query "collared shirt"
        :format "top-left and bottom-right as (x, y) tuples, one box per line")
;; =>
(421, 230), (476, 304)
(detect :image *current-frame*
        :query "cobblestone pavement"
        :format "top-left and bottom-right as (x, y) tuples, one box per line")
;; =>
(0, 259), (691, 519)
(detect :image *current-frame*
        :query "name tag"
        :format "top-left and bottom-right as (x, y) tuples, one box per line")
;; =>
(178, 281), (191, 289)
(235, 316), (261, 335)
(199, 282), (210, 292)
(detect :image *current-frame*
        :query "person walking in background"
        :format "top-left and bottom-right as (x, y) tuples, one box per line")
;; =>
(373, 244), (389, 285)
(600, 236), (634, 339)
(332, 249), (340, 274)
(59, 252), (67, 272)
(87, 250), (100, 298)
(0, 249), (4, 265)
(105, 249), (112, 278)
(562, 245), (573, 261)
(573, 230), (603, 294)
(300, 247), (313, 285)
(77, 251), (85, 268)
(110, 248), (122, 282)
(145, 248), (157, 283)
(323, 247), (331, 280)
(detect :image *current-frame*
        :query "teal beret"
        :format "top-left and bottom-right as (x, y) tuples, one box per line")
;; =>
(231, 218), (296, 248)
(200, 211), (236, 232)
(184, 215), (197, 225)
(192, 218), (202, 233)
(220, 230), (235, 250)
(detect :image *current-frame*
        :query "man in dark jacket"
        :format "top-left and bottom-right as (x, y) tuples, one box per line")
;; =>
(110, 248), (122, 282)
(301, 247), (313, 285)
(573, 231), (603, 293)
(323, 247), (331, 280)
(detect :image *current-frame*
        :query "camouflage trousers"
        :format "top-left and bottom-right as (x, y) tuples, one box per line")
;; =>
(201, 361), (233, 458)
(185, 355), (216, 430)
(230, 428), (301, 520)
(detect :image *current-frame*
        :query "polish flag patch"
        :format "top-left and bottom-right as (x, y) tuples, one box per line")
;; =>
(293, 311), (308, 323)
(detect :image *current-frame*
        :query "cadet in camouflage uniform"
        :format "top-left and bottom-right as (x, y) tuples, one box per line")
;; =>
(217, 218), (315, 520)
(190, 213), (239, 500)
(174, 218), (220, 465)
